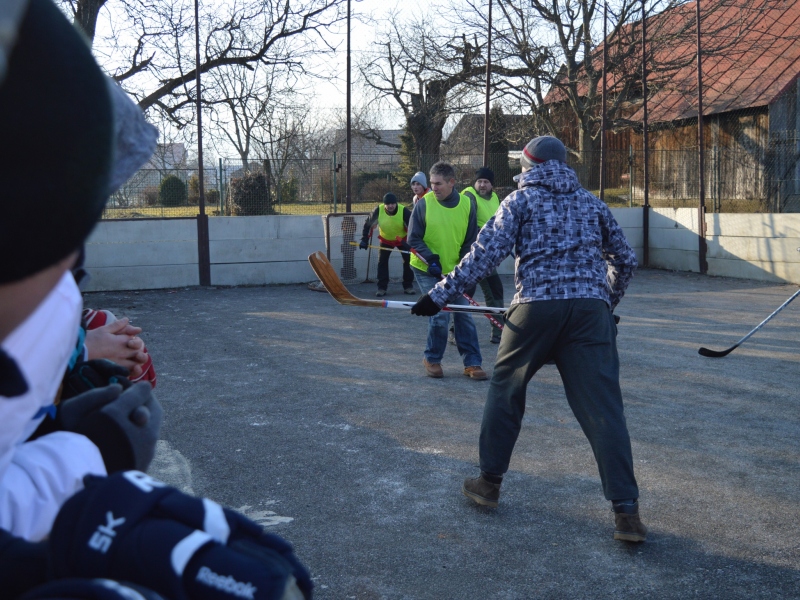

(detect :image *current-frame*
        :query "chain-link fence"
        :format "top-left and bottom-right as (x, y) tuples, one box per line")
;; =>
(104, 124), (800, 219)
(103, 152), (525, 219)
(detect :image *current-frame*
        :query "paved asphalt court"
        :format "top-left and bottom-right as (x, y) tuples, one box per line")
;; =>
(85, 267), (800, 599)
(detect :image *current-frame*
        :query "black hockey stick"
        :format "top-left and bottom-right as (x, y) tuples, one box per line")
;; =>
(698, 287), (800, 357)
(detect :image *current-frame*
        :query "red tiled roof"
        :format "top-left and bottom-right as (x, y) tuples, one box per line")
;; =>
(544, 0), (800, 123)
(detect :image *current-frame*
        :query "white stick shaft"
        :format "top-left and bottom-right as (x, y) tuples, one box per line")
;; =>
(732, 287), (800, 346)
(382, 300), (506, 315)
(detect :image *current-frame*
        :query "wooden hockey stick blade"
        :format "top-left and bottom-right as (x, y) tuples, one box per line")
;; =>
(308, 251), (506, 315)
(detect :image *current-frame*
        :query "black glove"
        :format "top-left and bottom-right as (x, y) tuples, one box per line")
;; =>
(62, 359), (131, 400)
(359, 238), (368, 250)
(48, 471), (313, 600)
(411, 294), (442, 317)
(614, 314), (620, 324)
(58, 383), (163, 473)
(0, 529), (48, 599)
(426, 254), (442, 278)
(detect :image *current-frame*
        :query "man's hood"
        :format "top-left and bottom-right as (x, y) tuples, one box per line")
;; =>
(517, 160), (582, 194)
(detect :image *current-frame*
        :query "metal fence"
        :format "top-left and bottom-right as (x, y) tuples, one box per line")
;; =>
(104, 152), (523, 219)
(103, 137), (800, 219)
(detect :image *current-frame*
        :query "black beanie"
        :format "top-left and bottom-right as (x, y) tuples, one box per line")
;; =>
(475, 167), (494, 185)
(383, 192), (398, 205)
(0, 0), (114, 284)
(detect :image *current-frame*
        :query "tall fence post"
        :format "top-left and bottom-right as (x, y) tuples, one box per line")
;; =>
(332, 152), (338, 213)
(641, 0), (650, 268)
(628, 144), (634, 208)
(696, 0), (708, 274)
(194, 0), (210, 286)
(600, 1), (608, 201)
(218, 157), (224, 215)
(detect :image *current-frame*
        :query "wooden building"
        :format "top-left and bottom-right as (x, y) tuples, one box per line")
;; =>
(544, 0), (800, 211)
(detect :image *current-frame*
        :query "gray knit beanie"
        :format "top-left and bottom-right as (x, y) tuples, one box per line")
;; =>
(410, 172), (427, 188)
(520, 136), (567, 171)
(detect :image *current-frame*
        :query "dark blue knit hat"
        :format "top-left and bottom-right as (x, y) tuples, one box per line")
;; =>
(0, 0), (156, 284)
(475, 167), (494, 185)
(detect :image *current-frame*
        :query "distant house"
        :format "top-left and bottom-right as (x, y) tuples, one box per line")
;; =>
(444, 113), (533, 168)
(147, 143), (188, 171)
(544, 0), (800, 211)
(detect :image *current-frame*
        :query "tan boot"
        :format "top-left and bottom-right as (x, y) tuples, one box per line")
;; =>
(423, 359), (443, 378)
(463, 366), (488, 380)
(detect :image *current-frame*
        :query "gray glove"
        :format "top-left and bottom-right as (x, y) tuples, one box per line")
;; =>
(59, 382), (162, 473)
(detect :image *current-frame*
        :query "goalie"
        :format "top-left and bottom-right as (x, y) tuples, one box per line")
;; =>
(358, 193), (416, 297)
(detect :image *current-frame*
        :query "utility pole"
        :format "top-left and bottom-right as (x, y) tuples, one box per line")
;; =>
(696, 0), (708, 273)
(482, 0), (493, 167)
(345, 0), (352, 212)
(600, 1), (608, 201)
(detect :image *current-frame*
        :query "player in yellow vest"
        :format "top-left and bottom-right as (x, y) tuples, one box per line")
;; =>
(408, 161), (487, 380)
(462, 167), (504, 344)
(359, 193), (415, 297)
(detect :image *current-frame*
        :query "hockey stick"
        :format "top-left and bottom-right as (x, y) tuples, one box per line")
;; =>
(349, 241), (412, 254)
(404, 247), (505, 330)
(347, 243), (505, 328)
(308, 251), (506, 316)
(698, 287), (800, 358)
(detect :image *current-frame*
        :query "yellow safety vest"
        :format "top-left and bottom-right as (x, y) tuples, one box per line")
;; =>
(378, 204), (407, 243)
(409, 191), (471, 274)
(463, 186), (500, 228)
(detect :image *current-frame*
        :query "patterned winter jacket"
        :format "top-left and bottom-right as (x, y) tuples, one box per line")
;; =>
(429, 160), (637, 310)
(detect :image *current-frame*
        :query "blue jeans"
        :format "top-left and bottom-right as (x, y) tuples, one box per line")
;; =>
(413, 267), (482, 367)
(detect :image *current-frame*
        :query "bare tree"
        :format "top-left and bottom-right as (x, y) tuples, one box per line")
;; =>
(359, 8), (491, 173)
(57, 0), (346, 125)
(483, 0), (769, 182)
(254, 105), (315, 204)
(205, 64), (286, 171)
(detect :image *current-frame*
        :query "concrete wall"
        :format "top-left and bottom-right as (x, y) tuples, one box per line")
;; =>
(649, 208), (800, 284)
(82, 209), (798, 291)
(83, 219), (199, 291)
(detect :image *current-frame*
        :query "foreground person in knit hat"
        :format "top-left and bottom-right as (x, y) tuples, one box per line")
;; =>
(410, 136), (646, 542)
(0, 1), (313, 597)
(359, 192), (415, 296)
(0, 0), (162, 544)
(460, 167), (505, 344)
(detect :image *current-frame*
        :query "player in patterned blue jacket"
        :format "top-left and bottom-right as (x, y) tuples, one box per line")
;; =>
(410, 135), (647, 543)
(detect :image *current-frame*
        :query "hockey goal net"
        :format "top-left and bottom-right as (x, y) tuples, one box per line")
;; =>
(308, 213), (378, 290)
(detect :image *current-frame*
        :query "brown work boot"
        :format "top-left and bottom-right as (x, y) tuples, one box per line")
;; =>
(613, 511), (648, 542)
(462, 475), (501, 507)
(463, 366), (488, 380)
(423, 359), (443, 378)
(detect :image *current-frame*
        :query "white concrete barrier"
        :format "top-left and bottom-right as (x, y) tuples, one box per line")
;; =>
(81, 209), (800, 291)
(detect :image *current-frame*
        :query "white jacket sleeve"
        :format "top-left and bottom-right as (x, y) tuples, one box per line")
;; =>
(0, 272), (106, 541)
(0, 432), (105, 541)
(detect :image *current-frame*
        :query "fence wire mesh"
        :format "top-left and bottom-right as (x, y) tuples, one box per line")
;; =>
(104, 114), (800, 219)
